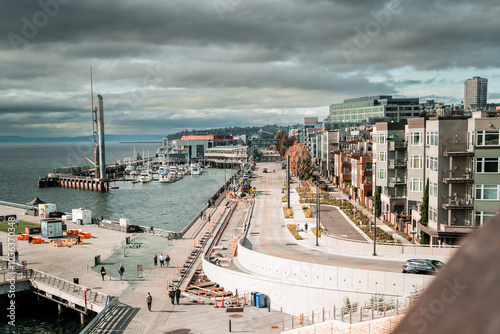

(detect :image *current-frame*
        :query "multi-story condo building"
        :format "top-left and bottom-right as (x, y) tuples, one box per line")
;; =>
(373, 123), (408, 222)
(464, 76), (488, 109)
(328, 95), (420, 124)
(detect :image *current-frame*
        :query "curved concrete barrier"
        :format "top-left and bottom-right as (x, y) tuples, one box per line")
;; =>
(202, 238), (434, 315)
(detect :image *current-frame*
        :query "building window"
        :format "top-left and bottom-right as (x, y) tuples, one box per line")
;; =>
(477, 185), (500, 200)
(410, 178), (422, 192)
(377, 133), (387, 144)
(430, 181), (438, 197)
(410, 155), (423, 169)
(475, 211), (497, 226)
(476, 130), (500, 146)
(410, 131), (423, 146)
(476, 157), (499, 173)
(476, 184), (500, 200)
(429, 206), (437, 223)
(427, 131), (438, 146)
(429, 157), (438, 172)
(378, 152), (386, 162)
(377, 168), (386, 180)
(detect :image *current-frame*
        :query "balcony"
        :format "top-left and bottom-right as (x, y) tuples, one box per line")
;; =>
(388, 159), (407, 169)
(441, 196), (473, 210)
(440, 220), (475, 234)
(361, 169), (372, 177)
(388, 177), (407, 188)
(442, 143), (474, 157)
(341, 173), (352, 180)
(388, 141), (407, 151)
(441, 170), (474, 184)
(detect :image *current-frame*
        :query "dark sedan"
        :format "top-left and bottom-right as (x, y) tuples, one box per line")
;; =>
(402, 259), (444, 275)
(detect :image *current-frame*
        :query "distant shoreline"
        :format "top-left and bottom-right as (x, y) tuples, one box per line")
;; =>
(119, 141), (162, 143)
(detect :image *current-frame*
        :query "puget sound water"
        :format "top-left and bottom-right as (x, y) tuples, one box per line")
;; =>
(0, 141), (234, 332)
(0, 141), (233, 231)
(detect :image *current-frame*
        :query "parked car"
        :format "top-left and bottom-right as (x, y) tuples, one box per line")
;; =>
(402, 259), (444, 275)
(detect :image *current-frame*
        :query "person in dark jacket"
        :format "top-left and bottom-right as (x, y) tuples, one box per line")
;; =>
(169, 289), (175, 305)
(175, 287), (181, 304)
(146, 292), (152, 311)
(100, 266), (106, 281)
(153, 255), (158, 267)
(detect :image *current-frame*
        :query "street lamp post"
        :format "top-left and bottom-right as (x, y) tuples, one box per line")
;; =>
(315, 169), (320, 246)
(372, 162), (377, 256)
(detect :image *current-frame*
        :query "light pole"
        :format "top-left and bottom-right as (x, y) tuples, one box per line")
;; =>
(372, 162), (377, 256)
(315, 167), (320, 246)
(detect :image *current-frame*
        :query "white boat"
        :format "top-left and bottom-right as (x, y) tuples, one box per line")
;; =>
(191, 163), (202, 175)
(158, 165), (172, 183)
(138, 170), (153, 183)
(169, 166), (179, 181)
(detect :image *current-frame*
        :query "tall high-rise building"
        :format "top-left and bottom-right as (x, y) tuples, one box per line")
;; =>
(464, 76), (488, 109)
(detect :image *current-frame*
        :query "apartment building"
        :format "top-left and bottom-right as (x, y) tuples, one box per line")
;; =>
(373, 122), (408, 221)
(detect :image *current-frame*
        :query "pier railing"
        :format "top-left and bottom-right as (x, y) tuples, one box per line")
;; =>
(0, 200), (35, 211)
(29, 269), (109, 307)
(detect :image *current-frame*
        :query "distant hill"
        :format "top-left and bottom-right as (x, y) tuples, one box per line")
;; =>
(166, 124), (296, 140)
(0, 125), (299, 143)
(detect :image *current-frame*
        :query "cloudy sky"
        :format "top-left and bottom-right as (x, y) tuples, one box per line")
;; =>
(1, 0), (500, 137)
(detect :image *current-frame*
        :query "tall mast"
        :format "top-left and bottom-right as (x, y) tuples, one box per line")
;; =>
(90, 67), (99, 178)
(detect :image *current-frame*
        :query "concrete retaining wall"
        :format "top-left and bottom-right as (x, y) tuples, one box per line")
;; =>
(202, 239), (434, 315)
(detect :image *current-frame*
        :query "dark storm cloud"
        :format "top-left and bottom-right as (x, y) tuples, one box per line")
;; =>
(1, 0), (500, 136)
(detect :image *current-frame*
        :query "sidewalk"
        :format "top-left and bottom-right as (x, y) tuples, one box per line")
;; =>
(282, 179), (449, 263)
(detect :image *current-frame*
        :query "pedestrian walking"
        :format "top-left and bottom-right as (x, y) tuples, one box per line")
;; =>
(100, 266), (106, 281)
(169, 289), (175, 305)
(146, 292), (152, 311)
(118, 264), (125, 282)
(304, 223), (308, 231)
(14, 250), (19, 263)
(175, 287), (181, 304)
(165, 255), (170, 268)
(159, 253), (164, 267)
(153, 255), (158, 267)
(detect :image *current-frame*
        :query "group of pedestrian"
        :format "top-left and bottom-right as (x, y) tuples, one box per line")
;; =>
(169, 287), (181, 305)
(155, 253), (170, 267)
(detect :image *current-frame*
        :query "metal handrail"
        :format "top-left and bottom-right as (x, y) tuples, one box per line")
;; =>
(280, 293), (420, 330)
(0, 200), (35, 211)
(29, 269), (109, 306)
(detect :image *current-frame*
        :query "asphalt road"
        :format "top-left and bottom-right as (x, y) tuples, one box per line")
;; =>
(245, 156), (404, 272)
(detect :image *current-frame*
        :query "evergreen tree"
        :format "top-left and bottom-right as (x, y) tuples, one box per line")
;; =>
(375, 186), (382, 217)
(420, 178), (429, 225)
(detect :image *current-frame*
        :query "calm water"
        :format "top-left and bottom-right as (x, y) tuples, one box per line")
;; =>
(0, 141), (232, 231)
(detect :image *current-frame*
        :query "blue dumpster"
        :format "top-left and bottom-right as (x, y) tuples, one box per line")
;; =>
(255, 293), (266, 308)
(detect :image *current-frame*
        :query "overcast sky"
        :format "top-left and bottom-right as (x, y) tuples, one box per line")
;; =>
(1, 0), (500, 137)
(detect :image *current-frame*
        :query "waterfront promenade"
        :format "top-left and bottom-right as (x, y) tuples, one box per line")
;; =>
(0, 200), (287, 333)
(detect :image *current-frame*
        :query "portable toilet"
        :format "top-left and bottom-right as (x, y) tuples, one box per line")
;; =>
(39, 203), (57, 218)
(40, 219), (63, 238)
(72, 208), (92, 225)
(255, 293), (267, 308)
